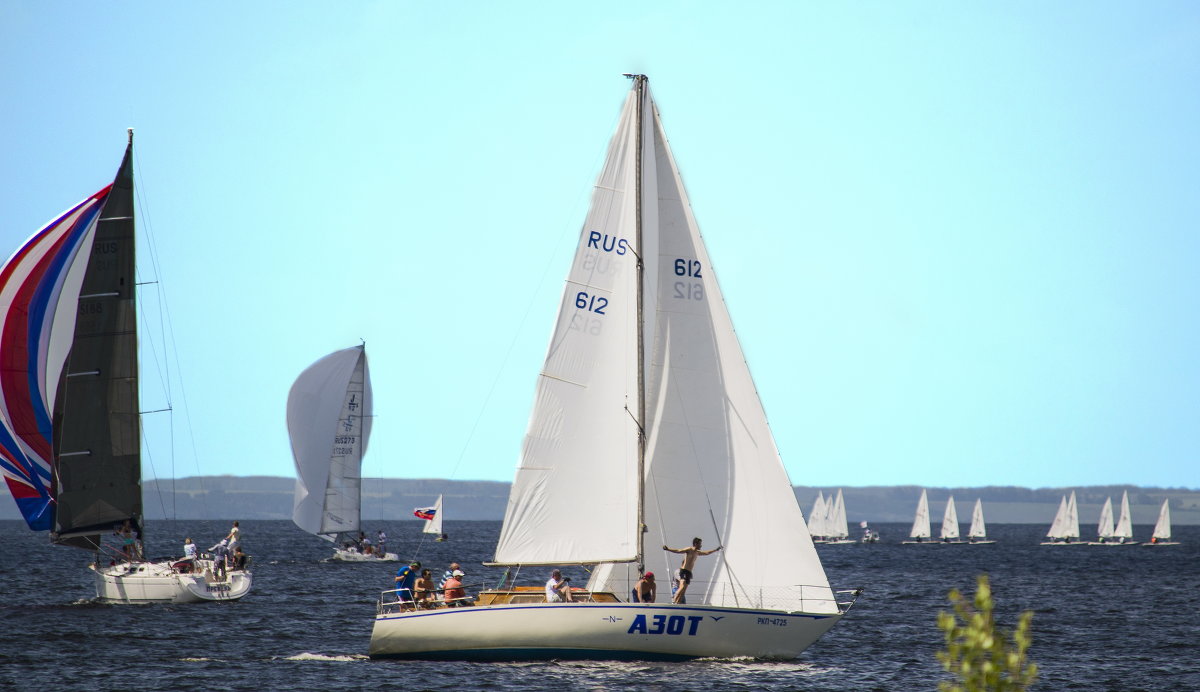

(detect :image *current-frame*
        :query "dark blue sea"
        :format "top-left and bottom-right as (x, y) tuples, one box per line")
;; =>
(1, 520), (1195, 691)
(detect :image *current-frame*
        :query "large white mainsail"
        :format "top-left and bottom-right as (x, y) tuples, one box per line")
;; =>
(1046, 495), (1068, 538)
(1044, 491), (1081, 543)
(940, 496), (961, 541)
(289, 345), (373, 542)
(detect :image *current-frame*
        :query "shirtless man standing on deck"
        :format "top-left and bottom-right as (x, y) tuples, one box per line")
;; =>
(662, 537), (722, 604)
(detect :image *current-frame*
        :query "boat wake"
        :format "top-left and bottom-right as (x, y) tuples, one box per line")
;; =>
(284, 653), (367, 663)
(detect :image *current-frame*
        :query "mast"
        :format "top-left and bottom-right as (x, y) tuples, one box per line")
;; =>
(631, 73), (647, 574)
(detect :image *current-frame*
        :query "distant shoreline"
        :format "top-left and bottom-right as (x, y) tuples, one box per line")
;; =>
(4, 477), (1196, 525)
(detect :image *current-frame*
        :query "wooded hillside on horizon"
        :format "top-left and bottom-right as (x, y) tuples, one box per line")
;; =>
(4, 477), (1196, 525)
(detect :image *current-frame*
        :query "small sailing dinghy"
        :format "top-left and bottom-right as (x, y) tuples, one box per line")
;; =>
(289, 345), (398, 562)
(808, 491), (829, 542)
(0, 133), (251, 603)
(822, 489), (856, 545)
(1087, 496), (1116, 545)
(1144, 499), (1179, 546)
(369, 76), (857, 661)
(966, 498), (995, 544)
(1040, 491), (1084, 545)
(1110, 490), (1138, 545)
(415, 495), (446, 541)
(939, 495), (965, 544)
(902, 489), (935, 544)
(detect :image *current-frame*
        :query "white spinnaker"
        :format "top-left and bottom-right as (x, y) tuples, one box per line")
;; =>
(423, 495), (443, 535)
(1096, 497), (1115, 540)
(493, 89), (642, 566)
(588, 89), (834, 613)
(910, 489), (931, 539)
(968, 499), (987, 539)
(941, 496), (960, 540)
(1114, 491), (1134, 540)
(289, 346), (372, 540)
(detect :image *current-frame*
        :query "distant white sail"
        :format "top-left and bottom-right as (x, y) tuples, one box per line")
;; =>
(940, 496), (960, 541)
(1152, 500), (1172, 541)
(1113, 491), (1134, 541)
(421, 495), (444, 535)
(968, 499), (988, 539)
(809, 491), (828, 538)
(1096, 497), (1115, 541)
(910, 489), (931, 539)
(1064, 491), (1081, 539)
(829, 489), (850, 540)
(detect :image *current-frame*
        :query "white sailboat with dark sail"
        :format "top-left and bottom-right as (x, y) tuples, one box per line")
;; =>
(369, 76), (856, 660)
(0, 133), (252, 602)
(289, 345), (398, 562)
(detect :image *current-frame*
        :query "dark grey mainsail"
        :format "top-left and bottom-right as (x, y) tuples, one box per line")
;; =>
(51, 135), (141, 550)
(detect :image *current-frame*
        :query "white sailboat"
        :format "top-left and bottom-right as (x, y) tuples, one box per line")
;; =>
(808, 491), (828, 542)
(1087, 496), (1116, 545)
(939, 495), (965, 544)
(902, 489), (934, 544)
(289, 345), (398, 562)
(1110, 490), (1138, 545)
(1041, 491), (1083, 545)
(823, 489), (855, 545)
(0, 132), (251, 602)
(415, 495), (446, 540)
(966, 498), (995, 544)
(1144, 499), (1179, 546)
(369, 76), (856, 661)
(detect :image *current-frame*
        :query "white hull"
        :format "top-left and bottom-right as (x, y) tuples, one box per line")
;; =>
(91, 559), (252, 604)
(1039, 541), (1087, 546)
(1086, 541), (1140, 546)
(1143, 541), (1180, 546)
(370, 601), (842, 661)
(332, 548), (399, 562)
(818, 538), (856, 545)
(967, 540), (996, 545)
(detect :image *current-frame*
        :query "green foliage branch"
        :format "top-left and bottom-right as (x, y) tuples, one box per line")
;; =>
(936, 575), (1038, 692)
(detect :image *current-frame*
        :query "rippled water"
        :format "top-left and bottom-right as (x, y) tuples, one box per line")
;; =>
(1, 520), (1194, 691)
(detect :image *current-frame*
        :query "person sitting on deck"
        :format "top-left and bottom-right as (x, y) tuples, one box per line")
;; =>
(443, 569), (469, 607)
(545, 569), (575, 603)
(415, 569), (436, 607)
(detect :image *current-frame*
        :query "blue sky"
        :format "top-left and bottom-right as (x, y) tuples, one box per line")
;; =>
(2, 2), (1197, 490)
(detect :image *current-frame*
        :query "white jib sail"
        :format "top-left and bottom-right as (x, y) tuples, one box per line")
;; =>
(288, 346), (372, 540)
(1096, 497), (1115, 540)
(423, 495), (444, 535)
(1114, 491), (1134, 540)
(968, 499), (987, 539)
(940, 496), (960, 540)
(910, 489), (931, 539)
(1152, 500), (1172, 540)
(493, 87), (643, 566)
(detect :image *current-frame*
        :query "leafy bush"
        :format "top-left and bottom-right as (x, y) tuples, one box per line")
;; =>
(937, 575), (1037, 692)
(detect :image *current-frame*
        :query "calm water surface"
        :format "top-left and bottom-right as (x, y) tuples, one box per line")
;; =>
(1, 520), (1195, 691)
